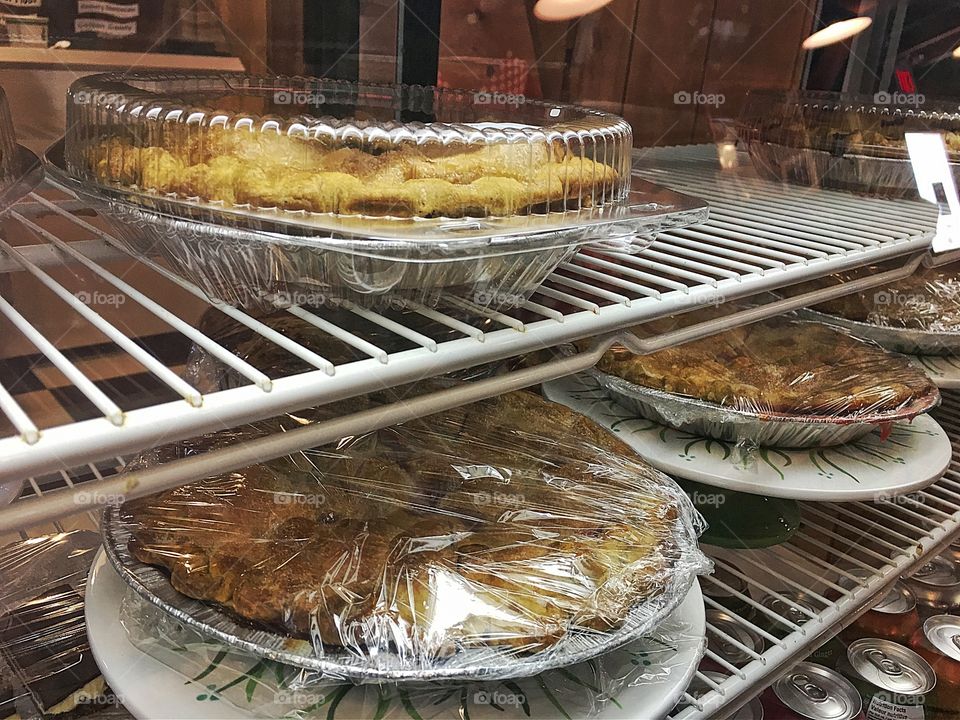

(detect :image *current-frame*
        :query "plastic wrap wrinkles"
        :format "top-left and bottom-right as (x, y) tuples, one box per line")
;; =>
(591, 318), (940, 450)
(111, 388), (709, 681)
(804, 263), (960, 355)
(118, 580), (706, 717)
(0, 531), (106, 716)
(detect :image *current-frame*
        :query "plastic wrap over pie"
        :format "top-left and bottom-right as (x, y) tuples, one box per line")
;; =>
(65, 73), (630, 220)
(594, 319), (938, 430)
(810, 264), (960, 335)
(120, 390), (707, 667)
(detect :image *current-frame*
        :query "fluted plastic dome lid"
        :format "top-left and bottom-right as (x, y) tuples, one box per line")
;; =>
(64, 72), (634, 225)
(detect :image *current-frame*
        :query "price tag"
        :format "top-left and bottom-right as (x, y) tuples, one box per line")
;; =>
(905, 132), (960, 252)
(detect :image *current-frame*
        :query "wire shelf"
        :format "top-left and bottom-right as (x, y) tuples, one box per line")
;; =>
(4, 400), (959, 719)
(670, 392), (960, 719)
(0, 146), (939, 485)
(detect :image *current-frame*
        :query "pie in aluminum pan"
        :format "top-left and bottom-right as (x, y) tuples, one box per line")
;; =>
(592, 319), (940, 447)
(89, 130), (619, 219)
(118, 389), (707, 673)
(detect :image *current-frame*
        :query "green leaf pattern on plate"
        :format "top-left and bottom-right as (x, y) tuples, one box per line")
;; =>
(167, 631), (695, 719)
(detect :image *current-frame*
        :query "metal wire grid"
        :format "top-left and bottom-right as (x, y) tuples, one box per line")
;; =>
(0, 457), (124, 547)
(3, 398), (959, 720)
(0, 148), (939, 484)
(670, 394), (960, 720)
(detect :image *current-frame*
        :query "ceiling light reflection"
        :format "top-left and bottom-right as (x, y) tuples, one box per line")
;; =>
(533, 0), (615, 22)
(802, 16), (872, 50)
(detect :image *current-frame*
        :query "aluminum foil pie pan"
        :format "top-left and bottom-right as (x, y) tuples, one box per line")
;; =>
(797, 307), (960, 357)
(44, 139), (708, 312)
(738, 90), (960, 200)
(593, 368), (940, 450)
(100, 505), (699, 683)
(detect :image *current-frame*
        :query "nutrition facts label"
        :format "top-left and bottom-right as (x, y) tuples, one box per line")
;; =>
(868, 696), (925, 720)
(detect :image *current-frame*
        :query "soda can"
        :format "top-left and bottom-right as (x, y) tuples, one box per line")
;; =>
(760, 591), (820, 635)
(836, 570), (920, 644)
(908, 615), (960, 714)
(939, 541), (960, 567)
(761, 662), (863, 720)
(705, 608), (765, 668)
(902, 557), (960, 618)
(704, 563), (757, 621)
(840, 638), (936, 720)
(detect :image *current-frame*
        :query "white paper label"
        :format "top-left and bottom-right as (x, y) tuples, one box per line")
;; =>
(74, 18), (136, 37)
(867, 695), (924, 720)
(905, 132), (960, 253)
(77, 1), (140, 18)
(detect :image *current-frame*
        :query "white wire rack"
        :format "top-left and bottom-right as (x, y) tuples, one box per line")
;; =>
(669, 392), (960, 720)
(0, 147), (940, 491)
(4, 401), (960, 720)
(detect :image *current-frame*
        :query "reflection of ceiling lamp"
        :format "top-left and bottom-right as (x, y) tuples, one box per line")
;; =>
(802, 16), (873, 50)
(533, 0), (615, 22)
(954, 45), (960, 59)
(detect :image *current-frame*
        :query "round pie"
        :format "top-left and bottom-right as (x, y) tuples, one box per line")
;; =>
(122, 389), (701, 662)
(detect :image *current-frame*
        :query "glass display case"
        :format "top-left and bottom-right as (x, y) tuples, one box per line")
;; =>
(0, 2), (959, 719)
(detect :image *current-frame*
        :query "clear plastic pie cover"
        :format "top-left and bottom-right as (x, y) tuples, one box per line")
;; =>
(114, 388), (708, 679)
(737, 91), (960, 198)
(64, 72), (632, 221)
(739, 90), (960, 159)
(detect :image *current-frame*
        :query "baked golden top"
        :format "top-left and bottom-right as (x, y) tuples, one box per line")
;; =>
(123, 390), (694, 660)
(86, 129), (620, 219)
(597, 319), (936, 417)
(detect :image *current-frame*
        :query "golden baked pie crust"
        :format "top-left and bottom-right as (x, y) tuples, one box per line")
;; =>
(597, 320), (936, 417)
(88, 130), (620, 219)
(124, 390), (684, 657)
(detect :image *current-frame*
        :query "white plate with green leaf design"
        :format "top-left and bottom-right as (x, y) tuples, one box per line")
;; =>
(543, 373), (951, 502)
(909, 354), (960, 389)
(86, 548), (706, 720)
